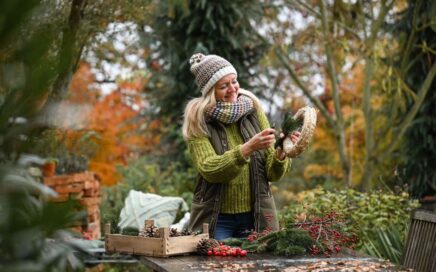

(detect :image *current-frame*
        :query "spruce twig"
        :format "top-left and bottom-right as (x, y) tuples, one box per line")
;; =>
(274, 111), (304, 149)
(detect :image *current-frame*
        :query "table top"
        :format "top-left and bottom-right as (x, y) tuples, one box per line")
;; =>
(140, 252), (408, 272)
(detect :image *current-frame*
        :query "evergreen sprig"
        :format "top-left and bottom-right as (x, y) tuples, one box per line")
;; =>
(223, 228), (314, 256)
(274, 111), (304, 149)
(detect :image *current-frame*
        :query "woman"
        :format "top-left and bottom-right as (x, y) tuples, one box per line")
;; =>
(183, 53), (299, 241)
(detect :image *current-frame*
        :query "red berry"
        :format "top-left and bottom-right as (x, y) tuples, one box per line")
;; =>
(207, 250), (213, 256)
(222, 252), (227, 257)
(240, 250), (247, 257)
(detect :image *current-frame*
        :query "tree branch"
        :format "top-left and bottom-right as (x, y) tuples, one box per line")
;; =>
(400, 0), (421, 75)
(319, 0), (350, 185)
(359, 0), (395, 191)
(274, 47), (336, 129)
(50, 0), (87, 102)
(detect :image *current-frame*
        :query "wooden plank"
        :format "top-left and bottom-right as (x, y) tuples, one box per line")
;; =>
(105, 223), (111, 235)
(166, 234), (208, 256)
(202, 223), (209, 234)
(106, 234), (164, 256)
(413, 209), (436, 223)
(422, 221), (436, 272)
(410, 221), (423, 268)
(139, 253), (396, 272)
(140, 256), (187, 272)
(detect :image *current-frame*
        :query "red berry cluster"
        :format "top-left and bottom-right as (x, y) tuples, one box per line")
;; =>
(294, 211), (358, 256)
(207, 242), (247, 257)
(246, 227), (272, 242)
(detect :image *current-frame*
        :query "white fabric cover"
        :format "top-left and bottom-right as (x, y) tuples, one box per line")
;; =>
(118, 190), (188, 230)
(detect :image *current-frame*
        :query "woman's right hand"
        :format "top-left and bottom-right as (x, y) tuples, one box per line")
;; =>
(240, 128), (276, 158)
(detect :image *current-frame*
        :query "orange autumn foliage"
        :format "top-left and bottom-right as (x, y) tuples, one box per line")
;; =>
(62, 62), (161, 185)
(305, 64), (367, 185)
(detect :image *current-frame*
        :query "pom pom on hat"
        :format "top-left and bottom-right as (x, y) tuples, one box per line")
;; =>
(189, 53), (237, 95)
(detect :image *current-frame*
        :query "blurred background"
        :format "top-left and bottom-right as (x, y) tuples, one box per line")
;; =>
(0, 0), (434, 271)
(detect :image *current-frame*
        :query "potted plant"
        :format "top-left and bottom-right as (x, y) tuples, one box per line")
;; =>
(42, 158), (58, 177)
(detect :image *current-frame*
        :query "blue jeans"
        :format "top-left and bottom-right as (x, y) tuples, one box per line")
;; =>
(214, 212), (254, 241)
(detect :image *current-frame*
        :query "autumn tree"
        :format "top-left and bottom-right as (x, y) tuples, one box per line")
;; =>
(271, 0), (435, 190)
(63, 62), (162, 185)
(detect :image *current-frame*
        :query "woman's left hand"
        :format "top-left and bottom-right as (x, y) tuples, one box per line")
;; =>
(275, 131), (301, 160)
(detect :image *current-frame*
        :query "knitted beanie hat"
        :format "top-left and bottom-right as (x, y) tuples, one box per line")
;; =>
(189, 53), (237, 96)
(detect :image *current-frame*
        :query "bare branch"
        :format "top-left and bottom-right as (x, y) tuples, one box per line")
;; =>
(274, 47), (336, 129)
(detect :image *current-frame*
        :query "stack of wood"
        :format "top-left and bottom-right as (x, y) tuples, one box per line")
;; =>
(43, 171), (101, 240)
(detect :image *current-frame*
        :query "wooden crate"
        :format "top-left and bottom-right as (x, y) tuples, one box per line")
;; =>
(105, 220), (209, 257)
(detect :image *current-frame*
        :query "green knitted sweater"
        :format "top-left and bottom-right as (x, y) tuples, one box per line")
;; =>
(187, 108), (291, 214)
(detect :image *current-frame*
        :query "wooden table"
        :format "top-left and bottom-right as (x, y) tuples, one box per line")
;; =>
(140, 252), (407, 272)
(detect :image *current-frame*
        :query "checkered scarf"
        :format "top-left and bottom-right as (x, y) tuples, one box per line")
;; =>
(206, 95), (254, 124)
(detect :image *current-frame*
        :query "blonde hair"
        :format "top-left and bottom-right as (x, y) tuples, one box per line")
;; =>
(182, 88), (262, 140)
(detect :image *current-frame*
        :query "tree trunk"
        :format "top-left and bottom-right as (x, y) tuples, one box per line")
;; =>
(358, 0), (393, 191)
(48, 0), (87, 104)
(319, 0), (351, 186)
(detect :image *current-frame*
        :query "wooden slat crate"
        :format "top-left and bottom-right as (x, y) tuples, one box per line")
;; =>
(105, 220), (209, 257)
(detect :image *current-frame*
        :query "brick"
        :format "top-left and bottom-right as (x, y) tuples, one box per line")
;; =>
(85, 204), (99, 215)
(44, 175), (74, 186)
(88, 210), (100, 223)
(79, 197), (101, 206)
(72, 172), (95, 182)
(54, 183), (84, 194)
(83, 189), (100, 197)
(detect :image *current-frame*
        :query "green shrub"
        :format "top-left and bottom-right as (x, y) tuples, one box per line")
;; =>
(279, 187), (420, 263)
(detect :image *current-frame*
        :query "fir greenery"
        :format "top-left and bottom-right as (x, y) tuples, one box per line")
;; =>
(223, 228), (314, 256)
(274, 111), (304, 149)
